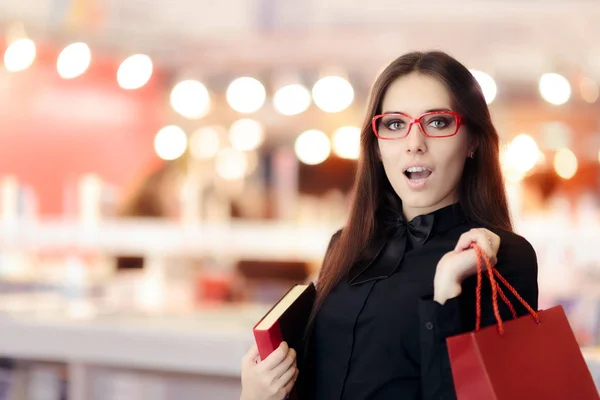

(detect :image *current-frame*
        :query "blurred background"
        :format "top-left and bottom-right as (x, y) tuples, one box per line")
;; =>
(0, 0), (599, 398)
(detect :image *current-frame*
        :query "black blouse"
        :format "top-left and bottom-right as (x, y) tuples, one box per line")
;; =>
(301, 203), (539, 400)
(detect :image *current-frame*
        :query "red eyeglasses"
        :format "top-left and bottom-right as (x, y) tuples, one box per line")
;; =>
(372, 110), (463, 140)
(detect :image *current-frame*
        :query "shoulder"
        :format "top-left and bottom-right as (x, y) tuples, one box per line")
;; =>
(491, 228), (538, 276)
(493, 229), (536, 258)
(456, 223), (538, 278)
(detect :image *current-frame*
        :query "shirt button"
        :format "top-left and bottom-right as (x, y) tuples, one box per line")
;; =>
(425, 322), (434, 330)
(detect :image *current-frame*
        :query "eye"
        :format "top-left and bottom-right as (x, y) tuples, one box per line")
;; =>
(428, 117), (450, 129)
(386, 119), (405, 131)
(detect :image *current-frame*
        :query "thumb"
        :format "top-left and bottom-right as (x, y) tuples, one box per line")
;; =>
(455, 239), (474, 252)
(244, 343), (260, 365)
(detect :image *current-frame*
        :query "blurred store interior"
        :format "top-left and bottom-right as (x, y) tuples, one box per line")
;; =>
(0, 0), (599, 398)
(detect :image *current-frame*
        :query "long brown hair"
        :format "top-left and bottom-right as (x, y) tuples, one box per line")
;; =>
(311, 51), (512, 327)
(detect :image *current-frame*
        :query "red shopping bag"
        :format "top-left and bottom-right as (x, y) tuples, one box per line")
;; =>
(446, 245), (599, 400)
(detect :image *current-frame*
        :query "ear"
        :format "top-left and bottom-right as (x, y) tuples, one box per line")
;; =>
(467, 136), (479, 158)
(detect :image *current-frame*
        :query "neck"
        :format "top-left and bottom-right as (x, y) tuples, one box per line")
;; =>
(402, 193), (458, 221)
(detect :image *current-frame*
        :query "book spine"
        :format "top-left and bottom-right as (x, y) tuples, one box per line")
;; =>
(253, 321), (284, 361)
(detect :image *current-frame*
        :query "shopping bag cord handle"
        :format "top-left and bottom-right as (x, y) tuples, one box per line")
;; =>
(473, 244), (540, 334)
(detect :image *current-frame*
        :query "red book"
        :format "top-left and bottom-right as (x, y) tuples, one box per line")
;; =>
(253, 283), (316, 361)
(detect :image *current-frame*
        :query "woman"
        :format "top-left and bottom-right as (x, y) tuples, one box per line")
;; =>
(240, 51), (539, 400)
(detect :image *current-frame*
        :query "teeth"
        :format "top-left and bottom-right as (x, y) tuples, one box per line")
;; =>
(406, 166), (429, 173)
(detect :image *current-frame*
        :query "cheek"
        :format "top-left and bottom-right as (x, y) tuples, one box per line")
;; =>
(377, 139), (402, 160)
(378, 141), (404, 170)
(433, 141), (468, 176)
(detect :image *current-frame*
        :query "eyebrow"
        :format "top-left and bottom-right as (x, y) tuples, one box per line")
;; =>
(381, 107), (452, 114)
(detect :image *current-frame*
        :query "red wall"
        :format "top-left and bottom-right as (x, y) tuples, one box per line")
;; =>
(0, 42), (166, 216)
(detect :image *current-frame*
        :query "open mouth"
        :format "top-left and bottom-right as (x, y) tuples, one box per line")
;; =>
(404, 166), (433, 181)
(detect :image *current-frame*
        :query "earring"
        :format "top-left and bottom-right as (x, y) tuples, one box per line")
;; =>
(469, 151), (475, 159)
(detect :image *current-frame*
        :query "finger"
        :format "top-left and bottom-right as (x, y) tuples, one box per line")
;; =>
(261, 341), (289, 371)
(489, 237), (500, 262)
(464, 229), (498, 265)
(454, 230), (480, 252)
(272, 349), (296, 381)
(243, 343), (259, 366)
(455, 229), (492, 253)
(478, 229), (500, 264)
(281, 366), (299, 393)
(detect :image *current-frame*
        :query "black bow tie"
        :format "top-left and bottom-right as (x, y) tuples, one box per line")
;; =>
(381, 207), (434, 246)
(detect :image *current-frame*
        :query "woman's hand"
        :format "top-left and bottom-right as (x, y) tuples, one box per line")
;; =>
(433, 228), (500, 305)
(240, 341), (298, 400)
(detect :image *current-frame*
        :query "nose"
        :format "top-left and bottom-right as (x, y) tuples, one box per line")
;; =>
(405, 123), (427, 154)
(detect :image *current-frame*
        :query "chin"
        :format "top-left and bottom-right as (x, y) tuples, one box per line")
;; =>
(401, 196), (437, 210)
(396, 186), (444, 210)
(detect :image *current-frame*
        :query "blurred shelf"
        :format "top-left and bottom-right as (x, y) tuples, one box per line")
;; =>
(0, 304), (269, 376)
(0, 306), (596, 381)
(0, 219), (339, 261)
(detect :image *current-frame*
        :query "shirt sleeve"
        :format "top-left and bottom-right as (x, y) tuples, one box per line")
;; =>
(417, 233), (539, 400)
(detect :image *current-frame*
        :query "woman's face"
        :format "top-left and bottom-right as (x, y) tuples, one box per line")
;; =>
(377, 72), (475, 220)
